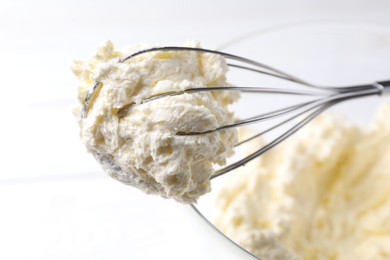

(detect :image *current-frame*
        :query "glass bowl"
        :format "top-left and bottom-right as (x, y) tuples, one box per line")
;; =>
(192, 20), (390, 260)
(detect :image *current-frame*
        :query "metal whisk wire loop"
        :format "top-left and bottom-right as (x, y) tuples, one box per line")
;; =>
(82, 46), (390, 178)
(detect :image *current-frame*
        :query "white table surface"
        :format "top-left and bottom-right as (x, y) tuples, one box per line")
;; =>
(1, 1), (390, 259)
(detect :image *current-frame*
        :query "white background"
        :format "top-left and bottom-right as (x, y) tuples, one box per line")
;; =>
(0, 1), (390, 259)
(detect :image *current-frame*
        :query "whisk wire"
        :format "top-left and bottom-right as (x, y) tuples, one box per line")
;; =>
(82, 46), (389, 179)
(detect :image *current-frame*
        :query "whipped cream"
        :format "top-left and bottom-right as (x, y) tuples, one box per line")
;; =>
(214, 104), (390, 259)
(73, 41), (237, 203)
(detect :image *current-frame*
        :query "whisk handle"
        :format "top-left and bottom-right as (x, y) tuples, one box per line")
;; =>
(376, 80), (390, 95)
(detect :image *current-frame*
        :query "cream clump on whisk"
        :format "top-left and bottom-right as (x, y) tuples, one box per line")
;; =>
(72, 40), (238, 203)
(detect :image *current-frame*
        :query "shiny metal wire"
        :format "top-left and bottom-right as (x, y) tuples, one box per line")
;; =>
(81, 47), (390, 179)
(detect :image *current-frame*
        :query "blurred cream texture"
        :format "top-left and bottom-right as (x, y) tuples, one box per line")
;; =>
(215, 104), (390, 259)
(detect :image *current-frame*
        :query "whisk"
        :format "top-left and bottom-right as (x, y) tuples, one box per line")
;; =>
(82, 47), (390, 179)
